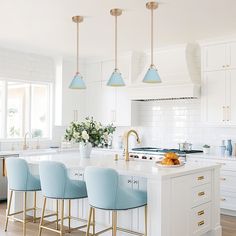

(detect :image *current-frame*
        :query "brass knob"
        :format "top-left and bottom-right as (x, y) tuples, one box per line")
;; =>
(198, 191), (205, 196)
(198, 210), (205, 216)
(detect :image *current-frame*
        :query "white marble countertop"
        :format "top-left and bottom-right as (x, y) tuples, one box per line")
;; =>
(21, 151), (220, 180)
(0, 147), (123, 157)
(187, 153), (236, 161)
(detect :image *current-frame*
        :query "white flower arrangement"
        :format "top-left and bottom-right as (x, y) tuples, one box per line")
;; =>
(64, 117), (116, 147)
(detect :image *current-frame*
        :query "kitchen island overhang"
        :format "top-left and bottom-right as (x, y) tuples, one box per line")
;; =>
(9, 152), (222, 236)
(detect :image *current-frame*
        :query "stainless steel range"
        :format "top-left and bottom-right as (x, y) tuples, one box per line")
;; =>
(129, 147), (203, 162)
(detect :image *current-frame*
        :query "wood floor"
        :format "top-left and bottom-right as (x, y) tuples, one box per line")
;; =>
(0, 201), (236, 236)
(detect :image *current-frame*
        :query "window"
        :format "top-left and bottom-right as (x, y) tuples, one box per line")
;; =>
(0, 79), (52, 139)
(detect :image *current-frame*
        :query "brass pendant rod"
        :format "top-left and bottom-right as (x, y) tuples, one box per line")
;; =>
(76, 21), (79, 73)
(151, 8), (154, 66)
(115, 15), (118, 70)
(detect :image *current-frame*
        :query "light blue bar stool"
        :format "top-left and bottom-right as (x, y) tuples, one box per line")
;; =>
(38, 161), (88, 236)
(5, 157), (41, 236)
(85, 166), (148, 236)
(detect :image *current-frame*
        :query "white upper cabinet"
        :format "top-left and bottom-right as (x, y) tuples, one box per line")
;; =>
(203, 42), (236, 71)
(228, 42), (236, 69)
(227, 69), (236, 125)
(202, 40), (236, 126)
(203, 71), (226, 124)
(203, 44), (226, 71)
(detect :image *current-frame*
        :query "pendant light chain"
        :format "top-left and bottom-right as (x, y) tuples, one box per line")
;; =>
(76, 21), (79, 73)
(115, 15), (118, 70)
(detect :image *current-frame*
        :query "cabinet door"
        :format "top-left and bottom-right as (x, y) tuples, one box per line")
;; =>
(85, 82), (102, 121)
(117, 175), (133, 232)
(204, 71), (226, 124)
(132, 177), (147, 233)
(204, 44), (226, 71)
(227, 69), (236, 125)
(228, 42), (236, 69)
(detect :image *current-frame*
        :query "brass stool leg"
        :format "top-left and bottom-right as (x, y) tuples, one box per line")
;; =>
(23, 192), (27, 236)
(144, 205), (148, 236)
(86, 207), (93, 236)
(4, 190), (13, 231)
(92, 208), (95, 235)
(56, 199), (59, 230)
(38, 197), (47, 236)
(112, 211), (117, 236)
(60, 200), (64, 236)
(33, 191), (37, 223)
(68, 200), (71, 233)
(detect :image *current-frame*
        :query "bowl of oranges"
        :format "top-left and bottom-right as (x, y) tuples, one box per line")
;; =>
(156, 152), (185, 168)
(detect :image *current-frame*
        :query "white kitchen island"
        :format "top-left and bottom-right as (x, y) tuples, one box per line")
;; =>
(9, 151), (222, 236)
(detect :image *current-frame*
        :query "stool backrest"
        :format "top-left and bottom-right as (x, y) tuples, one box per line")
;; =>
(6, 158), (30, 191)
(85, 166), (119, 209)
(39, 161), (67, 199)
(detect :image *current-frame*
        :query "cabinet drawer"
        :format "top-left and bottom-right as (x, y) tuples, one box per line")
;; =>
(220, 171), (236, 192)
(220, 191), (236, 211)
(190, 202), (211, 236)
(191, 171), (211, 187)
(192, 184), (211, 207)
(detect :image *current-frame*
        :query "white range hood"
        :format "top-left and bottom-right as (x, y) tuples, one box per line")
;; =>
(129, 43), (201, 100)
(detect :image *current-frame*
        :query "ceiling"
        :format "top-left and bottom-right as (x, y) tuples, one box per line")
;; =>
(0, 0), (236, 59)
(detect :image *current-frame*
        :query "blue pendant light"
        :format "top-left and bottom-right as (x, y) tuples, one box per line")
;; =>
(69, 72), (86, 89)
(107, 9), (125, 87)
(69, 16), (86, 89)
(143, 2), (161, 84)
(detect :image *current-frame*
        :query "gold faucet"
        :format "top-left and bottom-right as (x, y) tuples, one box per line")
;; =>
(23, 132), (32, 150)
(124, 129), (141, 161)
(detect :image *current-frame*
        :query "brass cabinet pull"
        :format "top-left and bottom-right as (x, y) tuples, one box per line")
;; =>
(220, 177), (226, 181)
(197, 176), (204, 181)
(198, 191), (205, 197)
(198, 210), (205, 216)
(198, 220), (205, 226)
(221, 198), (226, 201)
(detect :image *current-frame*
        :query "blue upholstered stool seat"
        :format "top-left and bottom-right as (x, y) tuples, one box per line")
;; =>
(39, 161), (87, 199)
(7, 158), (41, 191)
(5, 158), (41, 236)
(85, 166), (148, 236)
(38, 161), (88, 236)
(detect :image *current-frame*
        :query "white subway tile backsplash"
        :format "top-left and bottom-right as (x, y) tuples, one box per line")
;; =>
(115, 99), (236, 152)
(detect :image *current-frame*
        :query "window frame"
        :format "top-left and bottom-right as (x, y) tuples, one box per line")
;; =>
(0, 78), (53, 141)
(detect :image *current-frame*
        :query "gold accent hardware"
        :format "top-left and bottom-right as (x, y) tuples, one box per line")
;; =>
(23, 132), (32, 150)
(110, 8), (122, 17)
(198, 210), (205, 216)
(2, 158), (7, 177)
(72, 16), (84, 23)
(197, 176), (204, 180)
(114, 154), (119, 161)
(221, 198), (226, 201)
(86, 205), (147, 236)
(221, 177), (226, 181)
(198, 191), (205, 196)
(146, 1), (159, 10)
(124, 129), (141, 161)
(198, 220), (205, 226)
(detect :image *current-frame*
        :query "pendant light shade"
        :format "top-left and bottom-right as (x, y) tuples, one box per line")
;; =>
(69, 73), (86, 89)
(107, 8), (125, 87)
(143, 65), (161, 83)
(69, 16), (86, 89)
(143, 2), (161, 84)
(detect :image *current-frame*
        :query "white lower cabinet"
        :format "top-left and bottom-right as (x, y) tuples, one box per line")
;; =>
(189, 156), (236, 215)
